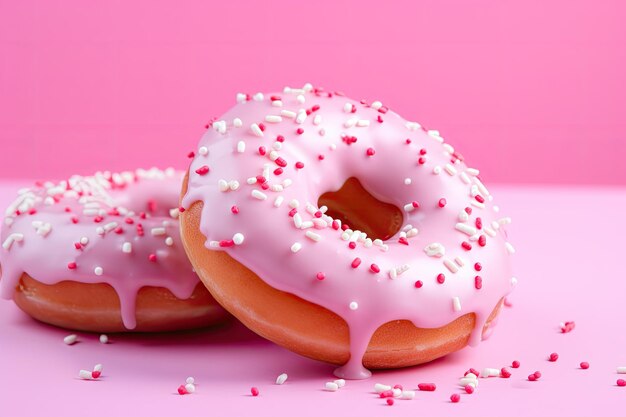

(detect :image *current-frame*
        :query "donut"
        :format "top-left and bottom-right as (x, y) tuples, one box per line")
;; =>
(0, 168), (227, 332)
(180, 84), (516, 379)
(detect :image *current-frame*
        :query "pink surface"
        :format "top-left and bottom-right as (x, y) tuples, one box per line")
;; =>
(1, 1), (626, 185)
(1, 181), (625, 416)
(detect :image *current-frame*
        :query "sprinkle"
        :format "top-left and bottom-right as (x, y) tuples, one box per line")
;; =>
(251, 190), (267, 200)
(165, 237), (174, 246)
(195, 165), (210, 175)
(148, 253), (157, 262)
(549, 352), (559, 362)
(218, 179), (229, 192)
(151, 227), (166, 236)
(237, 141), (246, 153)
(478, 235), (487, 246)
(501, 368), (512, 378)
(185, 383), (196, 394)
(475, 276), (483, 289)
(418, 383), (436, 391)
(122, 242), (132, 253)
(250, 123), (264, 137)
(305, 231), (321, 242)
(433, 166), (442, 175)
(291, 242), (302, 253)
(370, 263), (380, 273)
(414, 280), (423, 288)
(316, 272), (326, 281)
(450, 393), (460, 403)
(454, 256), (465, 267)
(424, 242), (445, 257)
(443, 258), (459, 273)
(444, 164), (457, 176)
(325, 382), (339, 391)
(560, 321), (575, 333)
(438, 198), (447, 208)
(580, 362), (590, 369)
(177, 385), (188, 395)
(94, 266), (103, 276)
(505, 242), (516, 254)
(455, 223), (477, 236)
(386, 398), (394, 406)
(480, 368), (501, 378)
(437, 273), (446, 284)
(349, 301), (359, 310)
(64, 334), (78, 345)
(99, 334), (109, 344)
(617, 367), (626, 374)
(2, 233), (24, 250)
(280, 110), (296, 119)
(404, 178), (412, 185)
(251, 387), (259, 396)
(79, 370), (95, 380)
(273, 196), (284, 208)
(351, 257), (362, 268)
(276, 373), (288, 385)
(512, 360), (520, 368)
(452, 297), (462, 312)
(357, 119), (370, 127)
(334, 379), (346, 388)
(265, 115), (282, 123)
(233, 118), (243, 127)
(233, 233), (245, 245)
(618, 379), (626, 387)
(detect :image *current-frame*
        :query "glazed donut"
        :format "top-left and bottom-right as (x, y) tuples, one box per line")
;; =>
(0, 168), (227, 332)
(180, 84), (516, 378)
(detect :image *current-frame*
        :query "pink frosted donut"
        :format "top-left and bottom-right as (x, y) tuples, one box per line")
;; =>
(0, 168), (227, 332)
(180, 84), (517, 378)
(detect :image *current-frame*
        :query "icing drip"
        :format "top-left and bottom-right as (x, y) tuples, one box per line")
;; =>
(183, 84), (516, 378)
(0, 168), (199, 329)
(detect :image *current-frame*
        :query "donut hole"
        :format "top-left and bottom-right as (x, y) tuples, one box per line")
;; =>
(111, 180), (180, 217)
(318, 177), (403, 241)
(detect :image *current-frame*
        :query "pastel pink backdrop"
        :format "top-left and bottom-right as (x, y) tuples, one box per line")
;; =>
(1, 0), (625, 184)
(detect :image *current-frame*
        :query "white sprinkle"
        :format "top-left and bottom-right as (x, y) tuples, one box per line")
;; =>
(94, 364), (103, 372)
(246, 177), (257, 185)
(271, 100), (283, 107)
(371, 101), (382, 110)
(268, 150), (279, 161)
(511, 277), (518, 286)
(293, 213), (303, 228)
(79, 370), (94, 380)
(403, 203), (417, 213)
(198, 146), (208, 156)
(459, 377), (479, 387)
(229, 180), (240, 191)
(505, 242), (516, 254)
(265, 115), (282, 123)
(344, 117), (357, 128)
(455, 223), (477, 236)
(401, 390), (416, 400)
(289, 199), (300, 209)
(2, 233), (24, 250)
(64, 334), (78, 345)
(250, 123), (264, 137)
(484, 227), (496, 237)
(407, 228), (418, 238)
(209, 240), (220, 248)
(480, 368), (501, 378)
(444, 163), (457, 176)
(282, 179), (293, 188)
(276, 373), (288, 385)
(186, 377), (195, 384)
(122, 242), (132, 253)
(617, 367), (626, 374)
(219, 179), (229, 192)
(290, 242), (302, 253)
(253, 92), (264, 101)
(424, 242), (445, 257)
(334, 379), (346, 388)
(251, 190), (267, 201)
(165, 237), (174, 246)
(94, 266), (104, 276)
(273, 196), (284, 208)
(270, 184), (284, 192)
(406, 121), (421, 131)
(272, 141), (282, 150)
(213, 120), (227, 134)
(454, 256), (466, 267)
(458, 210), (469, 222)
(404, 178), (412, 185)
(313, 115), (322, 125)
(325, 382), (339, 392)
(466, 168), (480, 176)
(305, 231), (321, 242)
(452, 297), (461, 311)
(300, 221), (314, 229)
(296, 94), (305, 104)
(296, 110), (307, 124)
(433, 166), (442, 175)
(151, 227), (166, 236)
(392, 388), (402, 397)
(185, 383), (196, 393)
(233, 233), (245, 245)
(169, 208), (180, 219)
(498, 217), (512, 225)
(343, 103), (352, 113)
(491, 221), (500, 230)
(349, 301), (359, 310)
(356, 119), (370, 127)
(443, 143), (455, 154)
(444, 258), (459, 273)
(83, 208), (99, 216)
(237, 141), (246, 153)
(374, 383), (392, 393)
(280, 110), (297, 119)
(99, 334), (108, 344)
(236, 93), (247, 103)
(96, 227), (105, 236)
(475, 177), (490, 196)
(460, 172), (471, 184)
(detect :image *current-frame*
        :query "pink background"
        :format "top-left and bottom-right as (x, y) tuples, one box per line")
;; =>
(1, 0), (625, 185)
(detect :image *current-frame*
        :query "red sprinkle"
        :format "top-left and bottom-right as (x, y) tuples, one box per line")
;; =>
(512, 360), (520, 368)
(318, 154), (325, 160)
(464, 207), (472, 215)
(314, 211), (322, 218)
(501, 368), (512, 378)
(462, 241), (472, 251)
(178, 385), (188, 395)
(475, 276), (483, 289)
(276, 135), (285, 142)
(351, 258), (362, 268)
(474, 262), (482, 271)
(332, 220), (340, 230)
(195, 165), (210, 175)
(316, 272), (325, 281)
(549, 352), (559, 362)
(67, 262), (77, 270)
(258, 123), (266, 132)
(419, 148), (427, 155)
(475, 217), (483, 229)
(437, 273), (446, 284)
(393, 384), (403, 390)
(580, 362), (590, 369)
(418, 383), (436, 391)
(275, 157), (287, 167)
(617, 379), (626, 387)
(295, 161), (305, 169)
(370, 263), (380, 273)
(251, 387), (259, 396)
(438, 198), (447, 208)
(386, 398), (394, 406)
(258, 146), (266, 156)
(534, 371), (542, 379)
(405, 139), (412, 144)
(450, 393), (460, 403)
(478, 235), (487, 247)
(465, 385), (475, 394)
(380, 390), (393, 398)
(231, 205), (239, 214)
(528, 374), (537, 382)
(366, 147), (376, 157)
(414, 280), (423, 288)
(348, 242), (357, 249)
(148, 254), (157, 262)
(219, 240), (234, 247)
(475, 195), (485, 203)
(398, 237), (409, 245)
(561, 321), (576, 333)
(296, 128), (304, 135)
(187, 151), (195, 158)
(273, 168), (283, 176)
(418, 157), (427, 165)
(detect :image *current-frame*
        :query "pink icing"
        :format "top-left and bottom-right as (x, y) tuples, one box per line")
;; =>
(0, 168), (200, 329)
(182, 84), (516, 379)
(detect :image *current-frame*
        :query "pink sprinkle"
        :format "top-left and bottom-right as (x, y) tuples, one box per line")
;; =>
(465, 385), (474, 394)
(475, 276), (483, 289)
(195, 165), (210, 175)
(561, 321), (576, 333)
(231, 205), (239, 214)
(351, 258), (361, 268)
(251, 387), (259, 396)
(549, 352), (559, 362)
(386, 398), (394, 406)
(617, 379), (626, 387)
(512, 360), (520, 368)
(414, 280), (423, 288)
(370, 263), (380, 273)
(178, 385), (188, 395)
(438, 198), (447, 208)
(418, 383), (436, 391)
(450, 393), (460, 403)
(366, 147), (375, 157)
(580, 362), (590, 369)
(437, 273), (445, 284)
(148, 254), (157, 262)
(67, 262), (77, 270)
(474, 262), (482, 271)
(295, 161), (305, 169)
(316, 272), (326, 281)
